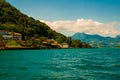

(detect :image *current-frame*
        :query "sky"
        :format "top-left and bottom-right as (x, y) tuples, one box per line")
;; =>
(6, 0), (120, 37)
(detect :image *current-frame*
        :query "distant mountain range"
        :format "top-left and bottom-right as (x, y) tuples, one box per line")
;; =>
(72, 32), (120, 48)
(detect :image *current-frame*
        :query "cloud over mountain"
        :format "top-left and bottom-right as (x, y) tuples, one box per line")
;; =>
(41, 19), (120, 37)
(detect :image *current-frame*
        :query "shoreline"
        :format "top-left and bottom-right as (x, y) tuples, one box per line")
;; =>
(0, 48), (59, 50)
(0, 47), (94, 50)
(1, 47), (119, 50)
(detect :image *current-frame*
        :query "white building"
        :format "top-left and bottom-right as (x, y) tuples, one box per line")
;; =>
(0, 31), (22, 40)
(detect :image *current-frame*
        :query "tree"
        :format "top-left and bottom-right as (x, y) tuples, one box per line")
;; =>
(71, 40), (82, 48)
(55, 36), (66, 43)
(66, 37), (72, 46)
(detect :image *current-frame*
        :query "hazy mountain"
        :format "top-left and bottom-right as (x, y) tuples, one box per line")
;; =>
(72, 32), (120, 48)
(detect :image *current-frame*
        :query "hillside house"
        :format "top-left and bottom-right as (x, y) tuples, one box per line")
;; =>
(43, 39), (58, 45)
(0, 31), (22, 40)
(60, 42), (69, 48)
(9, 32), (22, 40)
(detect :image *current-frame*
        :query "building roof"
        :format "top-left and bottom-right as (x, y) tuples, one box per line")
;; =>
(8, 32), (22, 35)
(0, 30), (8, 35)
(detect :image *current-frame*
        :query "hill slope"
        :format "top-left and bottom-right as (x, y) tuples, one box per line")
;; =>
(72, 32), (120, 48)
(0, 0), (91, 48)
(0, 0), (65, 39)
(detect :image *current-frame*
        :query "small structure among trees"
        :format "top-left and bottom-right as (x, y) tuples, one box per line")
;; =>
(0, 31), (22, 40)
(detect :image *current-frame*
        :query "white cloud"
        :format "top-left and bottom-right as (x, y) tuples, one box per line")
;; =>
(40, 19), (120, 37)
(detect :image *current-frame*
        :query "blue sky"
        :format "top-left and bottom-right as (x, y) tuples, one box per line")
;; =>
(6, 0), (120, 22)
(6, 0), (120, 37)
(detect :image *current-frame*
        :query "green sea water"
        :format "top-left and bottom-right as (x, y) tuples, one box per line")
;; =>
(0, 48), (120, 80)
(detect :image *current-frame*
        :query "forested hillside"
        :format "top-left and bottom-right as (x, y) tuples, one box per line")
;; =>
(0, 0), (65, 39)
(0, 0), (91, 49)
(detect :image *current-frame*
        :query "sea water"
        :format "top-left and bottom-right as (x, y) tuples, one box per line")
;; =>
(0, 48), (120, 80)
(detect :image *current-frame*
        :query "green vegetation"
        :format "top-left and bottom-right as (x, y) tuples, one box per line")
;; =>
(0, 0), (65, 39)
(5, 39), (21, 48)
(0, 0), (91, 49)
